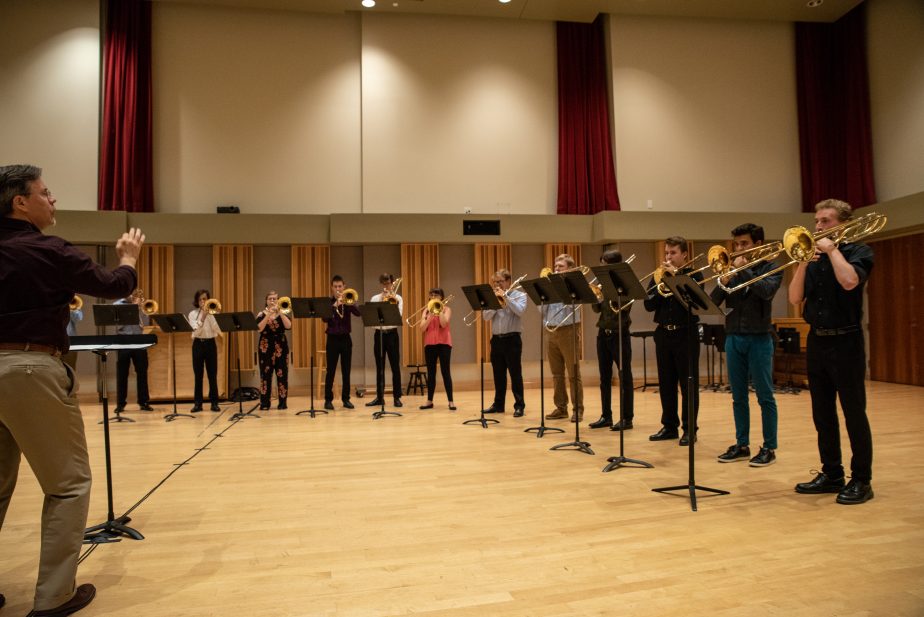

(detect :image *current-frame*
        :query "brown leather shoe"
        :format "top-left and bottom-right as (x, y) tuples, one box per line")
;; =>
(546, 409), (568, 420)
(33, 583), (96, 616)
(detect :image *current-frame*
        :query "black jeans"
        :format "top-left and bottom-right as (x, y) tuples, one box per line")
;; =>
(424, 344), (453, 401)
(597, 330), (633, 422)
(654, 326), (699, 432)
(325, 333), (352, 403)
(192, 338), (219, 407)
(807, 331), (872, 481)
(116, 348), (149, 407)
(490, 333), (524, 411)
(373, 329), (402, 400)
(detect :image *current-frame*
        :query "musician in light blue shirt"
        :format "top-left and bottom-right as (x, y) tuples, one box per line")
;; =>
(113, 290), (153, 412)
(482, 269), (528, 416)
(540, 254), (583, 422)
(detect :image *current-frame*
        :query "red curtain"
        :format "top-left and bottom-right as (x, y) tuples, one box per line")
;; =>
(795, 2), (876, 213)
(556, 17), (620, 215)
(98, 0), (154, 212)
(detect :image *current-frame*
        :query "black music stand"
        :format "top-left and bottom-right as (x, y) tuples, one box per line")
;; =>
(653, 275), (729, 511)
(360, 302), (403, 419)
(546, 271), (597, 455)
(92, 303), (142, 423)
(71, 334), (156, 543)
(292, 297), (333, 417)
(592, 263), (654, 472)
(151, 314), (196, 422)
(213, 312), (261, 420)
(520, 277), (566, 438)
(460, 284), (503, 429)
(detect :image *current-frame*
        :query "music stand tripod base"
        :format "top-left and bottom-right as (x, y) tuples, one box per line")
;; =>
(463, 416), (499, 428)
(84, 515), (144, 543)
(550, 439), (595, 455)
(525, 424), (565, 437)
(603, 455), (654, 472)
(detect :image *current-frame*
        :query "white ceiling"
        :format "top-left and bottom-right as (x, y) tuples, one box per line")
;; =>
(151, 0), (866, 24)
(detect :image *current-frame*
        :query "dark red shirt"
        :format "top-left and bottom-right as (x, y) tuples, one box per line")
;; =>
(0, 217), (138, 352)
(322, 297), (359, 335)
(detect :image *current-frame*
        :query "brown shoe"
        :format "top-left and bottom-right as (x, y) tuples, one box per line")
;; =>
(570, 411), (584, 422)
(546, 409), (568, 420)
(33, 584), (96, 616)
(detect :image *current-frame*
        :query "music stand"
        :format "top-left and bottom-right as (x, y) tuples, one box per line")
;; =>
(359, 302), (403, 419)
(213, 312), (261, 420)
(653, 275), (729, 511)
(292, 297), (333, 417)
(459, 284), (503, 429)
(92, 303), (142, 423)
(520, 277), (565, 438)
(591, 263), (654, 472)
(151, 314), (196, 422)
(545, 271), (597, 455)
(71, 333), (156, 543)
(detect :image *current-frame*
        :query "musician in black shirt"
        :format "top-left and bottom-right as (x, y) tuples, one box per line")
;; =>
(789, 199), (875, 505)
(644, 236), (703, 445)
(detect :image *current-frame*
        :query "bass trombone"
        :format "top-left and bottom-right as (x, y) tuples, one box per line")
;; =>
(406, 294), (453, 327)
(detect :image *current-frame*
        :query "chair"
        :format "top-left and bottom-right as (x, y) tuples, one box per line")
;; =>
(406, 363), (425, 395)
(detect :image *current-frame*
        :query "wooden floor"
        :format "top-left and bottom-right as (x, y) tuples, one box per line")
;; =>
(2, 382), (923, 617)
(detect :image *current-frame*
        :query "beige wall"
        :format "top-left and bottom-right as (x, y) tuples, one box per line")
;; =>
(0, 0), (100, 211)
(868, 0), (924, 202)
(609, 15), (801, 213)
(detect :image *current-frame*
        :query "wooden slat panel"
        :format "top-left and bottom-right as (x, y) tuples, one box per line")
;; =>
(147, 329), (227, 401)
(401, 244), (439, 367)
(136, 244), (175, 313)
(290, 246), (331, 369)
(213, 245), (255, 371)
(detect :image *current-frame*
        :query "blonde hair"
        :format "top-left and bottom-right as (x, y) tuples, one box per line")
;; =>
(554, 253), (575, 269)
(815, 199), (852, 222)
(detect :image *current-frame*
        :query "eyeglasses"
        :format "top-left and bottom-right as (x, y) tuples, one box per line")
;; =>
(27, 188), (54, 200)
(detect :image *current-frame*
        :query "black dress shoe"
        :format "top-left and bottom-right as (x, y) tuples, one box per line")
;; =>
(259, 404), (270, 411)
(33, 583), (96, 617)
(393, 399), (403, 408)
(190, 405), (203, 413)
(139, 404), (155, 412)
(483, 406), (504, 414)
(342, 400), (354, 409)
(588, 417), (612, 429)
(795, 472), (846, 494)
(1, 592), (5, 609)
(324, 401), (335, 411)
(610, 419), (633, 431)
(210, 404), (221, 412)
(649, 427), (679, 441)
(366, 398), (384, 407)
(836, 479), (874, 505)
(419, 403), (434, 410)
(114, 406), (126, 413)
(277, 401), (287, 410)
(513, 408), (524, 417)
(679, 432), (697, 446)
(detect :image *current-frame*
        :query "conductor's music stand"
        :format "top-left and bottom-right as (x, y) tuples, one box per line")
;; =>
(92, 303), (142, 423)
(213, 312), (261, 420)
(460, 284), (503, 429)
(520, 276), (565, 438)
(591, 263), (654, 472)
(359, 302), (403, 419)
(71, 333), (156, 543)
(653, 274), (729, 511)
(292, 297), (333, 417)
(150, 314), (196, 422)
(546, 271), (598, 455)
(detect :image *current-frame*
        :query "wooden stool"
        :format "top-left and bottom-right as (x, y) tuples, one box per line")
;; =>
(406, 364), (425, 395)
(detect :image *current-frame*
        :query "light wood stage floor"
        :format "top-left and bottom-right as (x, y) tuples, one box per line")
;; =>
(2, 382), (923, 617)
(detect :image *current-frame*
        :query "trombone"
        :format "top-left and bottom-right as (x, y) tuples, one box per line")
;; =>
(406, 294), (454, 327)
(69, 295), (83, 312)
(649, 253), (705, 298)
(462, 274), (528, 326)
(709, 212), (887, 294)
(335, 288), (358, 318)
(205, 298), (222, 314)
(142, 299), (159, 315)
(382, 277), (402, 304)
(276, 296), (292, 315)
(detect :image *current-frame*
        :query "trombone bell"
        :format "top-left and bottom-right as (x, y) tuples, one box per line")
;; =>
(277, 296), (292, 315)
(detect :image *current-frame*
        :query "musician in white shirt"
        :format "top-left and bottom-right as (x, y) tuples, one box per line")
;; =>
(187, 289), (222, 412)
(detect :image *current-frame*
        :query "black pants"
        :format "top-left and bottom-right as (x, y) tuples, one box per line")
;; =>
(807, 331), (872, 482)
(325, 334), (352, 403)
(597, 330), (633, 422)
(654, 326), (699, 432)
(424, 344), (453, 401)
(192, 338), (219, 407)
(373, 329), (402, 400)
(490, 333), (524, 411)
(116, 348), (149, 407)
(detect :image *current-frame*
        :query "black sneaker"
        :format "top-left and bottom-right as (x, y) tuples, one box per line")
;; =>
(749, 447), (776, 467)
(717, 444), (750, 463)
(795, 472), (845, 494)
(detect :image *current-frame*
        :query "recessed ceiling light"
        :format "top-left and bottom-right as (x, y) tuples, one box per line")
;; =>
(362, 0), (375, 7)
(807, 0), (823, 7)
(499, 0), (512, 4)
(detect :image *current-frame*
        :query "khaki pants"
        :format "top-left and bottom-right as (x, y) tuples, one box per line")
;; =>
(0, 351), (91, 610)
(546, 324), (583, 414)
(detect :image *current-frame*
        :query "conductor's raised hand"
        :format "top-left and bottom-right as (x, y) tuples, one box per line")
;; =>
(116, 227), (146, 268)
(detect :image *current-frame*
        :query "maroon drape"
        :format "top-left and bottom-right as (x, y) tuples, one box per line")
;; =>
(795, 3), (875, 212)
(556, 17), (620, 215)
(98, 0), (154, 212)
